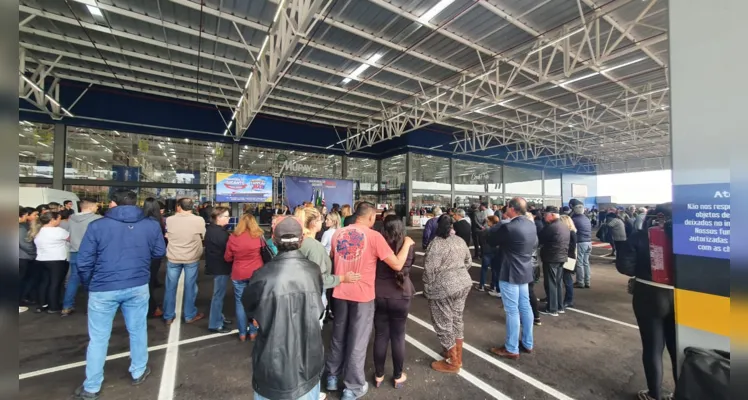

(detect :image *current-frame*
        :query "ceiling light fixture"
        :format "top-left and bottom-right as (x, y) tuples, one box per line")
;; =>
(601, 57), (646, 73)
(341, 54), (382, 84)
(558, 72), (600, 87)
(418, 0), (455, 24)
(86, 5), (103, 17)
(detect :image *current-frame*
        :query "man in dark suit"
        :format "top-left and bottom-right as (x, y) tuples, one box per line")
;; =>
(489, 197), (536, 360)
(452, 209), (472, 247)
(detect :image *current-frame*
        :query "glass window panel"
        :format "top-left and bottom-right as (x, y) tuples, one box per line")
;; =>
(65, 185), (206, 214)
(453, 194), (491, 209)
(543, 198), (562, 207)
(238, 146), (342, 179)
(381, 154), (406, 190)
(504, 166), (543, 195)
(347, 157), (378, 191)
(19, 122), (55, 178)
(453, 159), (502, 193)
(412, 193), (451, 212)
(544, 170), (562, 196)
(411, 153), (450, 190)
(66, 127), (231, 183)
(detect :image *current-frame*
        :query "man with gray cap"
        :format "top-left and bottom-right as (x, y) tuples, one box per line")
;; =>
(246, 216), (327, 400)
(569, 199), (592, 290)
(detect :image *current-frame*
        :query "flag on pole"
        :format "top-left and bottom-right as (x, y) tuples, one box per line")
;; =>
(320, 190), (325, 207)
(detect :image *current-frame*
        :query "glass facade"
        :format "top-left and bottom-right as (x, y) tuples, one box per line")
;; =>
(19, 122), (55, 178)
(381, 154), (406, 190)
(411, 153), (450, 191)
(20, 119), (576, 214)
(544, 170), (562, 196)
(238, 146), (341, 178)
(504, 165), (543, 195)
(66, 127), (232, 184)
(453, 159), (502, 193)
(347, 157), (378, 191)
(412, 192), (451, 211)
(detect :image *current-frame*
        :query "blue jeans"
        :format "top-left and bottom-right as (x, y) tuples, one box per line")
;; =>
(575, 242), (592, 285)
(84, 284), (149, 393)
(499, 281), (533, 354)
(479, 253), (493, 287)
(209, 275), (229, 329)
(62, 252), (80, 310)
(563, 270), (574, 306)
(254, 382), (320, 400)
(232, 279), (257, 336)
(163, 261), (200, 322)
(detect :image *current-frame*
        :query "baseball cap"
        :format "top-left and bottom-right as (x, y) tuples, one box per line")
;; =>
(273, 217), (303, 243)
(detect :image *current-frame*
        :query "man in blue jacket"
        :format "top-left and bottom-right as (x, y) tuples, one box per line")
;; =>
(569, 199), (593, 289)
(74, 190), (166, 400)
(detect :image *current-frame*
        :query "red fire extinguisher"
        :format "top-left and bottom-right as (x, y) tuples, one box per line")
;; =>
(648, 225), (674, 285)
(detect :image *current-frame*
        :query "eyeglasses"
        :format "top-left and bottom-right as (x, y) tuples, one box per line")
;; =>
(219, 214), (230, 219)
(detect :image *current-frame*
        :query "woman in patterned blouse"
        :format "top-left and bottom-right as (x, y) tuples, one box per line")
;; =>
(423, 215), (474, 374)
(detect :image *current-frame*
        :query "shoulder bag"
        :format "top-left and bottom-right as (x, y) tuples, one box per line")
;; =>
(260, 237), (273, 264)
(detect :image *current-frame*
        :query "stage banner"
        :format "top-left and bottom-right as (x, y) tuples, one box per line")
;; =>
(284, 176), (354, 210)
(216, 173), (273, 202)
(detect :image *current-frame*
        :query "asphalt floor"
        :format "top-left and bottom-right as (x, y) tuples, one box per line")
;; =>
(19, 229), (674, 400)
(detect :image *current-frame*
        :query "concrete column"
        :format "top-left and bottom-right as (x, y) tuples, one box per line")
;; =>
(376, 159), (382, 193)
(449, 157), (455, 206)
(52, 123), (66, 190)
(341, 155), (348, 179)
(230, 142), (240, 217)
(669, 0), (736, 360)
(500, 164), (505, 204)
(405, 152), (412, 218)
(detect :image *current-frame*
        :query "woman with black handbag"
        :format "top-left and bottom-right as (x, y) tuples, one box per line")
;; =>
(224, 213), (266, 342)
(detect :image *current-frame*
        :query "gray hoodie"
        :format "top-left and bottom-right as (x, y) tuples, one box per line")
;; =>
(69, 212), (102, 252)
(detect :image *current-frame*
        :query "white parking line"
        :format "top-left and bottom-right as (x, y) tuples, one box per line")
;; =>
(406, 315), (575, 400)
(158, 273), (184, 400)
(19, 328), (239, 380)
(410, 265), (638, 330)
(405, 334), (512, 400)
(565, 308), (639, 329)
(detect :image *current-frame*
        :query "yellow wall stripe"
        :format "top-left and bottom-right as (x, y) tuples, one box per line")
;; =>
(675, 289), (730, 337)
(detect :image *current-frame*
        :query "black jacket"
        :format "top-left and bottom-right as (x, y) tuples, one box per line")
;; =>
(204, 223), (231, 275)
(495, 217), (537, 284)
(568, 231), (578, 259)
(246, 251), (324, 400)
(538, 219), (571, 263)
(453, 219), (472, 247)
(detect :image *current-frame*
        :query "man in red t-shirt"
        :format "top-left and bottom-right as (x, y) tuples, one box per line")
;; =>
(325, 203), (414, 399)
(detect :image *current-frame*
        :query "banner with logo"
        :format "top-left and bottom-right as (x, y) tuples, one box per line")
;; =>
(284, 176), (354, 211)
(216, 173), (273, 202)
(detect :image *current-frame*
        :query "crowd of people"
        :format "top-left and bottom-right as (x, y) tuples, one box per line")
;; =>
(19, 191), (673, 400)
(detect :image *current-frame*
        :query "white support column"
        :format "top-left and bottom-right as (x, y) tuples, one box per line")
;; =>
(405, 153), (412, 222)
(52, 123), (66, 190)
(449, 158), (455, 207)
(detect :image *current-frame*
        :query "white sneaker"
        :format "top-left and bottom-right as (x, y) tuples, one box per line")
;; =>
(318, 393), (327, 400)
(19, 306), (28, 313)
(488, 290), (501, 298)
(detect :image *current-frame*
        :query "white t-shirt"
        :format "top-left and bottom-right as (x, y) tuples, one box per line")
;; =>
(320, 228), (336, 254)
(34, 227), (70, 261)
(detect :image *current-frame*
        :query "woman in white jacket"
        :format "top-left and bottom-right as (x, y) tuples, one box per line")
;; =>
(32, 212), (70, 313)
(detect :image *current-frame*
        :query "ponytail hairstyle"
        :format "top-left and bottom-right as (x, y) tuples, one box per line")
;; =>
(382, 215), (407, 289)
(295, 207), (321, 238)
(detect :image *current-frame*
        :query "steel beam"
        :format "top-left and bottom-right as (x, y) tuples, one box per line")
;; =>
(234, 0), (332, 139)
